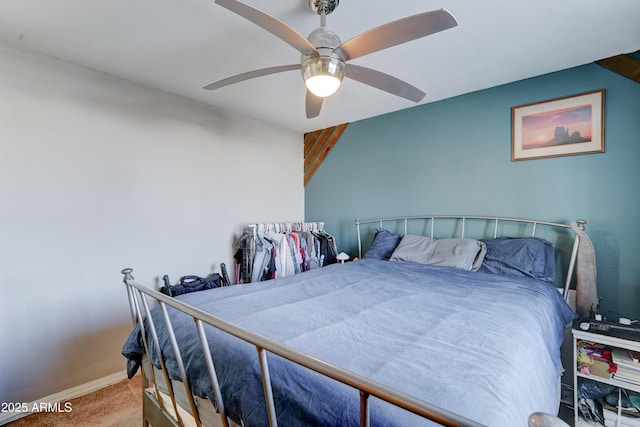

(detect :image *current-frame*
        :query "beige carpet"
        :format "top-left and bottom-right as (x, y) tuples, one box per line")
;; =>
(7, 377), (142, 427)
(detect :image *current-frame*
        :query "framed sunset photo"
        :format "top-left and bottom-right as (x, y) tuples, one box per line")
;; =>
(511, 90), (605, 161)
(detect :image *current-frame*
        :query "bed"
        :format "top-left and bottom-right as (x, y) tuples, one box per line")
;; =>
(121, 215), (593, 427)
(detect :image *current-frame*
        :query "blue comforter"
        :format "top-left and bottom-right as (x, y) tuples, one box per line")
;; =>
(122, 259), (575, 426)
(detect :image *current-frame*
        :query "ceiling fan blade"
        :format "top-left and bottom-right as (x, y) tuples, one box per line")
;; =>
(215, 0), (318, 56)
(345, 64), (425, 102)
(305, 91), (323, 119)
(204, 64), (300, 90)
(335, 9), (458, 61)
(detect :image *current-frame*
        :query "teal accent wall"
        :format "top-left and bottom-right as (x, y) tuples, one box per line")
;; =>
(305, 63), (640, 321)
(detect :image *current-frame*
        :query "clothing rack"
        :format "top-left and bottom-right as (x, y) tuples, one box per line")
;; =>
(248, 221), (325, 235)
(234, 221), (335, 284)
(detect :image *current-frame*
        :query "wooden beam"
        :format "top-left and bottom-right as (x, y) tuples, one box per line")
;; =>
(596, 53), (640, 84)
(303, 123), (349, 186)
(304, 127), (332, 171)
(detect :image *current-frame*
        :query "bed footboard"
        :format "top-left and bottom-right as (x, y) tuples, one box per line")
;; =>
(121, 268), (485, 427)
(142, 388), (177, 427)
(138, 355), (235, 427)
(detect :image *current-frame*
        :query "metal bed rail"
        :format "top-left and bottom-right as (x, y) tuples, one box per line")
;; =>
(355, 215), (586, 301)
(121, 268), (485, 427)
(247, 221), (325, 234)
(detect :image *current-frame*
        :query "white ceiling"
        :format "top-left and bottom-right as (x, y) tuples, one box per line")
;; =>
(1, 0), (639, 134)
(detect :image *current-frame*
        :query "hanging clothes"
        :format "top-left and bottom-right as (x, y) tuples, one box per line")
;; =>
(313, 230), (338, 267)
(232, 222), (338, 284)
(251, 233), (273, 283)
(233, 230), (254, 284)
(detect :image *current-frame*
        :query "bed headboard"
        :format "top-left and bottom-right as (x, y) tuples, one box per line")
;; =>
(355, 215), (586, 303)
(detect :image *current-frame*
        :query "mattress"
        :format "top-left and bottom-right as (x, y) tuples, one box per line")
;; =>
(122, 259), (576, 426)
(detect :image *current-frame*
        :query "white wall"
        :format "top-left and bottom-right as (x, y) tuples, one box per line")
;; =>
(0, 44), (303, 404)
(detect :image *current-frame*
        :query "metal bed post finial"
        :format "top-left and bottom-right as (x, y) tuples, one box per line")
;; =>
(121, 268), (138, 326)
(121, 267), (134, 282)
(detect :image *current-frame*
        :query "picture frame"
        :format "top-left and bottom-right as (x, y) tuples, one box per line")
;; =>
(511, 90), (605, 161)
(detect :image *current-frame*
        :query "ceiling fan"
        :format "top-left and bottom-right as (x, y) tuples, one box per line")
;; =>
(204, 0), (458, 119)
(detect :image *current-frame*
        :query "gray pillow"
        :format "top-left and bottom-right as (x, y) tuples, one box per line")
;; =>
(389, 235), (434, 264)
(425, 238), (487, 271)
(390, 235), (486, 271)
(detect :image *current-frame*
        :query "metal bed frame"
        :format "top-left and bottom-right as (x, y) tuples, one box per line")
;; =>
(356, 215), (586, 302)
(121, 215), (586, 427)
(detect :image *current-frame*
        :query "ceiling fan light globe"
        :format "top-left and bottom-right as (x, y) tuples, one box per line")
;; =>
(305, 75), (341, 97)
(301, 55), (345, 98)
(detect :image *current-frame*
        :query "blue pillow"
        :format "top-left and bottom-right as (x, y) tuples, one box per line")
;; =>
(478, 237), (555, 282)
(363, 228), (402, 260)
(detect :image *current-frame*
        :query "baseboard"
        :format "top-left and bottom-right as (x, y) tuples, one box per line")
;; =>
(0, 370), (129, 425)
